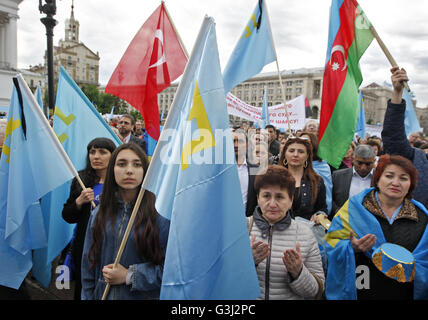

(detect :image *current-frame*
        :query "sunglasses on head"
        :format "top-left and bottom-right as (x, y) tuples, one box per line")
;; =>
(287, 135), (310, 141)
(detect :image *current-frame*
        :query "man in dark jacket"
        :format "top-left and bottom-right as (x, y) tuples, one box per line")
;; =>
(232, 129), (258, 217)
(331, 144), (376, 215)
(381, 67), (428, 208)
(266, 125), (280, 157)
(118, 114), (146, 152)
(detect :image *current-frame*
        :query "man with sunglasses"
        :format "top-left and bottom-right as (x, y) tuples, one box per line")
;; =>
(331, 144), (376, 215)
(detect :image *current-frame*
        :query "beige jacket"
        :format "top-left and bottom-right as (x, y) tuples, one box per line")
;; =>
(248, 211), (325, 300)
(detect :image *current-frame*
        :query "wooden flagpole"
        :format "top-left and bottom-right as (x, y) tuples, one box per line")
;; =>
(75, 176), (96, 209)
(275, 60), (292, 133)
(101, 186), (146, 300)
(102, 2), (190, 299)
(162, 1), (189, 59)
(17, 74), (96, 208)
(263, 0), (292, 133)
(369, 26), (410, 92)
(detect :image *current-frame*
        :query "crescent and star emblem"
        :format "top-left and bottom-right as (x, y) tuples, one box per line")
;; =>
(329, 45), (347, 72)
(149, 29), (166, 69)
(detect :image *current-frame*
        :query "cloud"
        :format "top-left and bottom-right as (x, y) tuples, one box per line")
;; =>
(16, 0), (428, 107)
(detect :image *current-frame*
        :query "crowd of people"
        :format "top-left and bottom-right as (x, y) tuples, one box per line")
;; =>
(1, 68), (428, 300)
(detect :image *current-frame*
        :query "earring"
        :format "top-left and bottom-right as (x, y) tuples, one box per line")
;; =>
(304, 160), (308, 168)
(283, 158), (288, 167)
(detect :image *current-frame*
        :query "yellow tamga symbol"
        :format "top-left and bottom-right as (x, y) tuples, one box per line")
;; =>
(181, 82), (215, 171)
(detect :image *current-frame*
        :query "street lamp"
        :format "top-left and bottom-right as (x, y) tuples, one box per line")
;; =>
(39, 0), (57, 118)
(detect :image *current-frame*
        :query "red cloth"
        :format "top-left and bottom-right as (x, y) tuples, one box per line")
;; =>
(105, 3), (187, 140)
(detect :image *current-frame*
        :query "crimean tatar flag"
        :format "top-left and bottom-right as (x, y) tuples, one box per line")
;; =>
(105, 2), (187, 155)
(260, 86), (270, 128)
(318, 0), (374, 168)
(31, 66), (122, 287)
(222, 0), (276, 94)
(0, 75), (75, 289)
(143, 16), (260, 300)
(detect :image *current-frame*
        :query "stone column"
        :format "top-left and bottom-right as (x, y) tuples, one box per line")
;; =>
(4, 13), (18, 69)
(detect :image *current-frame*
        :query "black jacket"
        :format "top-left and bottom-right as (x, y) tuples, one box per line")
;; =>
(62, 172), (97, 300)
(331, 167), (353, 215)
(381, 99), (428, 208)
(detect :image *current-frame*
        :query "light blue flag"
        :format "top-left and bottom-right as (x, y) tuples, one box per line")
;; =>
(34, 84), (47, 118)
(0, 75), (76, 289)
(260, 86), (270, 128)
(143, 16), (260, 300)
(313, 160), (333, 215)
(383, 82), (422, 137)
(32, 66), (122, 287)
(355, 91), (366, 138)
(223, 0), (276, 93)
(403, 89), (423, 137)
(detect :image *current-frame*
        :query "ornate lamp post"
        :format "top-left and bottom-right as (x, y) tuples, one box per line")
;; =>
(39, 0), (57, 118)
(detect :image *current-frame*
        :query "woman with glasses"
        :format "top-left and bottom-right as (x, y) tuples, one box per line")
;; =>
(278, 136), (328, 223)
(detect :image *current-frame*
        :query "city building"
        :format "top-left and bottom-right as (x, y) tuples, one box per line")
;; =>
(158, 68), (428, 134)
(361, 82), (427, 134)
(158, 67), (324, 122)
(0, 0), (22, 108)
(48, 2), (100, 86)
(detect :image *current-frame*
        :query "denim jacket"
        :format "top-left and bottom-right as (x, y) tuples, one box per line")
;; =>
(81, 197), (170, 300)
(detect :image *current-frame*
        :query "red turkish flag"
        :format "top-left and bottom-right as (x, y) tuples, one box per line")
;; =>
(105, 3), (187, 141)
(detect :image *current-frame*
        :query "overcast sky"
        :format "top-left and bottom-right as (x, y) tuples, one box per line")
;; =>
(16, 0), (428, 108)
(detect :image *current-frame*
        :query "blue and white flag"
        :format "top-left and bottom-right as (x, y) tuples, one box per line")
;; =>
(355, 91), (366, 138)
(143, 16), (260, 300)
(223, 0), (276, 93)
(403, 89), (423, 137)
(260, 86), (270, 128)
(32, 66), (122, 287)
(0, 75), (76, 289)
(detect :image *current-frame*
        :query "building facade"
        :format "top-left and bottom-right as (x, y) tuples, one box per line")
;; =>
(361, 82), (427, 134)
(48, 3), (100, 86)
(158, 68), (427, 134)
(158, 67), (324, 122)
(0, 0), (22, 108)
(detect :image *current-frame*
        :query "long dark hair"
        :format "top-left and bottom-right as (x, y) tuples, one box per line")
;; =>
(80, 137), (117, 187)
(88, 143), (163, 268)
(278, 137), (321, 205)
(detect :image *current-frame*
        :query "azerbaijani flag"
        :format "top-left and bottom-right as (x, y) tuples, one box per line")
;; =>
(318, 0), (373, 168)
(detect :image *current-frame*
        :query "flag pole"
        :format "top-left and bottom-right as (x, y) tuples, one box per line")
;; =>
(101, 186), (146, 300)
(102, 4), (190, 299)
(17, 74), (96, 208)
(263, 0), (292, 133)
(162, 1), (189, 59)
(274, 60), (292, 133)
(369, 26), (410, 92)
